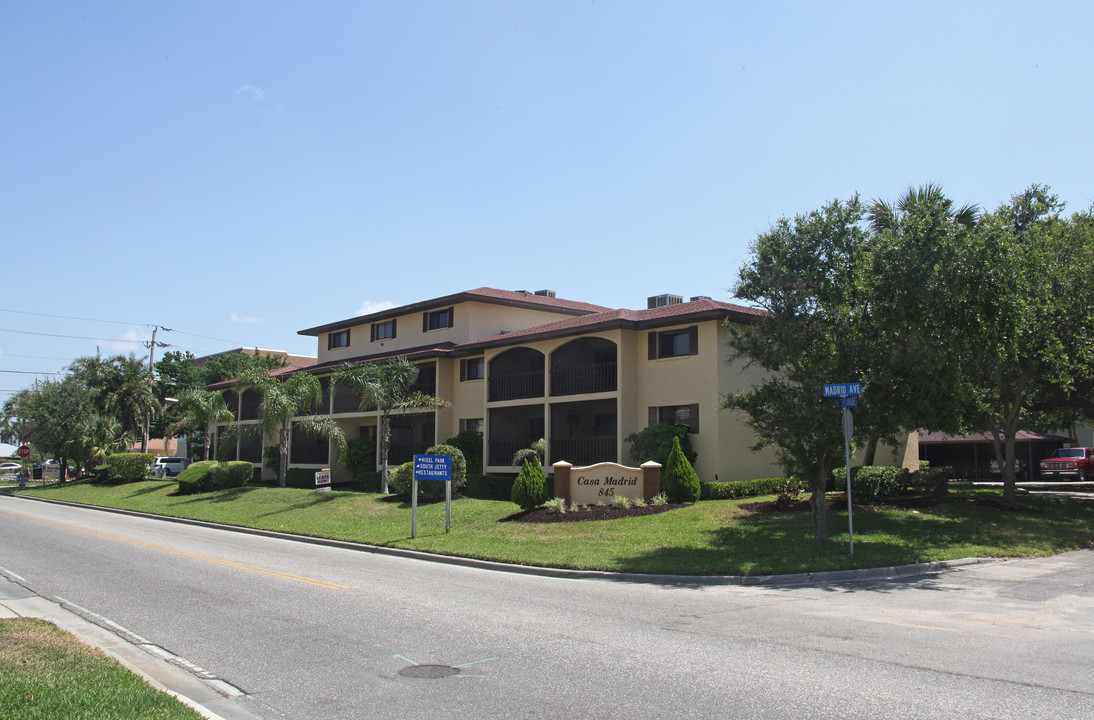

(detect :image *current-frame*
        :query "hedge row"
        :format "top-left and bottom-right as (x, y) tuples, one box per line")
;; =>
(699, 466), (953, 502)
(176, 461), (255, 495)
(105, 453), (154, 483)
(699, 478), (790, 500)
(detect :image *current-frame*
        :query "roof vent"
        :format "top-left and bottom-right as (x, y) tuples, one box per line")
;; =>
(690, 295), (711, 302)
(648, 294), (683, 309)
(534, 289), (556, 297)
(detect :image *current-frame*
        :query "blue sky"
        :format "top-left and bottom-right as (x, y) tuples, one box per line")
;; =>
(2, 1), (1092, 400)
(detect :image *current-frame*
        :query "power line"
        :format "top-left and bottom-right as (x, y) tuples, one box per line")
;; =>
(0, 307), (150, 327)
(0, 352), (76, 361)
(0, 370), (63, 375)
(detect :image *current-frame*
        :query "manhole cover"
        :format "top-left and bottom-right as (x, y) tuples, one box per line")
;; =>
(399, 664), (461, 679)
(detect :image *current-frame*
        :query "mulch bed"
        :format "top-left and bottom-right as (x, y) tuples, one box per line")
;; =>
(501, 503), (687, 523)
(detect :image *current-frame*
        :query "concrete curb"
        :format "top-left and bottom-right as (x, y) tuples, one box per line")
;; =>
(1, 489), (998, 587)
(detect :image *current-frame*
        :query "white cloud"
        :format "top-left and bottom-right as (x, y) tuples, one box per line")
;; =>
(230, 314), (263, 324)
(101, 327), (151, 355)
(236, 84), (266, 101)
(356, 300), (396, 316)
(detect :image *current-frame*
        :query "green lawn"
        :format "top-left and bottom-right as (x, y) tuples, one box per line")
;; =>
(11, 480), (1094, 576)
(0, 618), (205, 720)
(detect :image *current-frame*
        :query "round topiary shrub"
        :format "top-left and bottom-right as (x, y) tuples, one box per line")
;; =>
(422, 443), (467, 499)
(175, 461), (218, 495)
(661, 436), (700, 503)
(384, 461), (415, 496)
(511, 458), (548, 511)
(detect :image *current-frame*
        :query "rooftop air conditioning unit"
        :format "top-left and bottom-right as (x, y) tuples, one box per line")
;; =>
(648, 294), (683, 309)
(534, 289), (556, 297)
(690, 295), (711, 302)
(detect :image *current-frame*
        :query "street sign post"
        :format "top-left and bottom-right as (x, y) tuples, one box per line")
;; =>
(824, 382), (860, 556)
(411, 454), (453, 538)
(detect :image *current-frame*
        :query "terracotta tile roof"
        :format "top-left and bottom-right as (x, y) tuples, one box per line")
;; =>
(298, 287), (611, 337)
(456, 298), (764, 351)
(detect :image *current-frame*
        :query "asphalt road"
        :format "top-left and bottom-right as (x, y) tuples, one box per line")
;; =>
(1, 493), (1092, 720)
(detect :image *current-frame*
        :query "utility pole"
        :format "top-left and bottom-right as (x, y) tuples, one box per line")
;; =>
(142, 326), (172, 454)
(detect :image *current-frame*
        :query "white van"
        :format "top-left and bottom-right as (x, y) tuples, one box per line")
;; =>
(152, 456), (189, 478)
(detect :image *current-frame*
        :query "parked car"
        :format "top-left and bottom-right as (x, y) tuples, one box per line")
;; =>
(988, 458), (1028, 480)
(151, 456), (190, 478)
(0, 462), (23, 473)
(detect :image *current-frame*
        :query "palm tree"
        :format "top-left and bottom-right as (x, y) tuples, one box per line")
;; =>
(77, 413), (132, 467)
(332, 357), (449, 494)
(233, 369), (346, 488)
(867, 182), (980, 234)
(168, 389), (235, 461)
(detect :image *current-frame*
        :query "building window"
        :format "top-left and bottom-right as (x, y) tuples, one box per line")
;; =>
(423, 306), (454, 332)
(459, 418), (484, 434)
(648, 326), (698, 359)
(371, 320), (396, 342)
(328, 329), (350, 350)
(649, 404), (700, 433)
(460, 357), (484, 381)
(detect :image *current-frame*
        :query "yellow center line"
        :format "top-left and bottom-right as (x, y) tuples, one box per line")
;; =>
(0, 509), (348, 590)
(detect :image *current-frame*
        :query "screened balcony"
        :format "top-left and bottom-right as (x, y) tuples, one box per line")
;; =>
(488, 348), (545, 402)
(550, 337), (618, 397)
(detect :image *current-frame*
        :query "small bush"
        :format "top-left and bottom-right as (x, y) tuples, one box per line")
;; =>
(610, 494), (632, 509)
(544, 497), (567, 514)
(661, 436), (700, 503)
(464, 474), (515, 500)
(105, 453), (154, 483)
(700, 478), (787, 500)
(632, 496), (647, 508)
(208, 461), (253, 491)
(91, 464), (111, 482)
(423, 443), (467, 497)
(445, 430), (483, 475)
(774, 476), (808, 509)
(512, 458), (549, 511)
(625, 422), (697, 467)
(175, 461), (218, 495)
(911, 465), (952, 498)
(385, 462), (416, 496)
(344, 436), (376, 479)
(649, 492), (668, 506)
(850, 466), (911, 503)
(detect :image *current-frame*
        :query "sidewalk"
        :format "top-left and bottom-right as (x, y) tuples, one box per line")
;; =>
(0, 569), (269, 720)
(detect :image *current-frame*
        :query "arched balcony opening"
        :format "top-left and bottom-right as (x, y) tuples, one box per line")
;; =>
(488, 348), (545, 402)
(550, 338), (617, 396)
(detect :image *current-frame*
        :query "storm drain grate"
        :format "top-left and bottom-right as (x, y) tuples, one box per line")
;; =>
(399, 664), (461, 679)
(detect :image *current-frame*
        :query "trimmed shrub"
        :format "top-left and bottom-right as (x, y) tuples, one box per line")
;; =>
(511, 458), (549, 511)
(661, 436), (700, 503)
(385, 462), (415, 496)
(424, 443), (467, 497)
(105, 453), (154, 483)
(91, 464), (111, 482)
(625, 422), (697, 467)
(911, 465), (952, 499)
(344, 436), (376, 479)
(208, 461), (253, 491)
(850, 465), (911, 503)
(445, 430), (483, 476)
(175, 461), (218, 495)
(700, 477), (788, 500)
(464, 474), (515, 500)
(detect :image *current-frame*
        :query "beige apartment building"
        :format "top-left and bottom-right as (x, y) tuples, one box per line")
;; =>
(213, 287), (912, 483)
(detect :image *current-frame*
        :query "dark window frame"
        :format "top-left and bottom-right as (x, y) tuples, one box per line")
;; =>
(328, 329), (351, 350)
(648, 326), (698, 359)
(648, 403), (700, 434)
(460, 356), (485, 381)
(370, 319), (396, 342)
(423, 306), (455, 332)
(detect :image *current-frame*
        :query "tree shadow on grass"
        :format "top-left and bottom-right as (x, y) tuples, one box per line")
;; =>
(602, 495), (1094, 589)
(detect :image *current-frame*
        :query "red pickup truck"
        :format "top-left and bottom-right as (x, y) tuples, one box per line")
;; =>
(1039, 448), (1094, 481)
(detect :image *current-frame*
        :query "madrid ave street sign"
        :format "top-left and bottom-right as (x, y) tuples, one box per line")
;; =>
(823, 382), (862, 398)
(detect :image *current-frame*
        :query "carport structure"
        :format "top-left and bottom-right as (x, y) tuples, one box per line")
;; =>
(918, 430), (1071, 480)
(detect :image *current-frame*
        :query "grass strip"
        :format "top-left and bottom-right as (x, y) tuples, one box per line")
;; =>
(12, 481), (1094, 576)
(0, 618), (205, 720)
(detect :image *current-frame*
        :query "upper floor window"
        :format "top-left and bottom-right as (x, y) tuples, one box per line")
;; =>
(328, 329), (350, 349)
(424, 306), (454, 332)
(649, 404), (700, 433)
(371, 320), (396, 342)
(459, 418), (484, 434)
(460, 357), (485, 381)
(648, 326), (698, 359)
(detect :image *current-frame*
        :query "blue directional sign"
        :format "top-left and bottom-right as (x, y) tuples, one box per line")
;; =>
(413, 454), (452, 482)
(836, 395), (857, 409)
(823, 382), (862, 398)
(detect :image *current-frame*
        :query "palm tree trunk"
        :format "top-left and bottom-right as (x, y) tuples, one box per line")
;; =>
(279, 425), (290, 489)
(380, 415), (391, 493)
